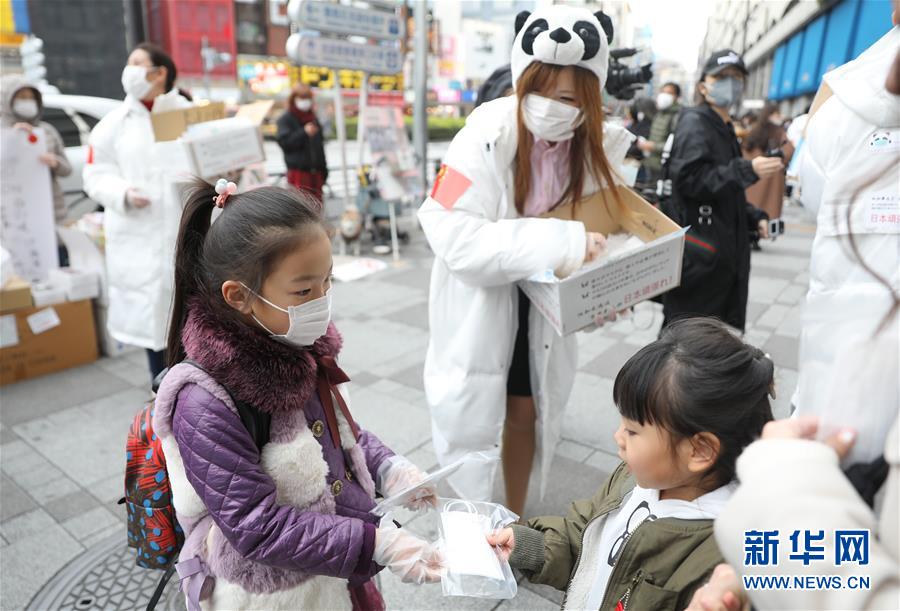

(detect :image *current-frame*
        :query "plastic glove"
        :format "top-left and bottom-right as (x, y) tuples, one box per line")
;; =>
(374, 526), (444, 585)
(377, 455), (437, 510)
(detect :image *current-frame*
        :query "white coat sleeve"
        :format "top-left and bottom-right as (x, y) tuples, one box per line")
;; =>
(82, 114), (130, 214)
(417, 126), (586, 288)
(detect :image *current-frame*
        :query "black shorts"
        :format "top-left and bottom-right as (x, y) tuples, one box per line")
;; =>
(506, 288), (532, 397)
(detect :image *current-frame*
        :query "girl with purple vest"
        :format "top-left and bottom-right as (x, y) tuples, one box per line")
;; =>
(153, 181), (441, 610)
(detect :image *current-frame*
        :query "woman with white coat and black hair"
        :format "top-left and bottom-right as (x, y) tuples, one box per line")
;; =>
(83, 43), (193, 381)
(417, 5), (634, 515)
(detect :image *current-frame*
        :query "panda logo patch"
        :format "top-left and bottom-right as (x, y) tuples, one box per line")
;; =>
(867, 130), (899, 153)
(510, 6), (613, 91)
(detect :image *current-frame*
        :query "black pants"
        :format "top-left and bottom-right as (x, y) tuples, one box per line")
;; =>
(146, 349), (166, 381)
(506, 289), (532, 397)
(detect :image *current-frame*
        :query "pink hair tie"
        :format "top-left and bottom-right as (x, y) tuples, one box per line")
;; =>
(213, 178), (237, 208)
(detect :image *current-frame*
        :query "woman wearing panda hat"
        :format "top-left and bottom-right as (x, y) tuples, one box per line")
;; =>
(417, 6), (633, 513)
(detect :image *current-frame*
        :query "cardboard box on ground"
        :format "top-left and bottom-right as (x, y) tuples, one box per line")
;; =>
(519, 186), (686, 336)
(0, 299), (98, 386)
(150, 101), (272, 178)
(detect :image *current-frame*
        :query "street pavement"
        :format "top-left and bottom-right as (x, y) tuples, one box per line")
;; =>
(0, 196), (816, 610)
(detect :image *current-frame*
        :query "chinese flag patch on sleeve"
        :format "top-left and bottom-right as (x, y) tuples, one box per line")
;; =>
(430, 164), (472, 210)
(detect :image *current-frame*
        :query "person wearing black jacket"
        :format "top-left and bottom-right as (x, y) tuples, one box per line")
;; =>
(276, 84), (328, 205)
(661, 50), (783, 332)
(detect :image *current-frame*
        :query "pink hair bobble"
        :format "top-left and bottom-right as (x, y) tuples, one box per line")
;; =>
(213, 178), (238, 208)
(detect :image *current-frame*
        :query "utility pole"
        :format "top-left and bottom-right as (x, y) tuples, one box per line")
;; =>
(412, 0), (428, 195)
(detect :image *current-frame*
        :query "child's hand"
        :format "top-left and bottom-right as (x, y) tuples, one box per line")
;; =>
(13, 122), (33, 133)
(39, 153), (59, 169)
(486, 527), (515, 562)
(685, 563), (749, 611)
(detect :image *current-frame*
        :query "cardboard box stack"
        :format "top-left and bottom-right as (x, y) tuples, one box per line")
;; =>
(519, 185), (687, 336)
(0, 267), (100, 386)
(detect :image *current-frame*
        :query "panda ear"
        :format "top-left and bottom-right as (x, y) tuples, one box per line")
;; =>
(515, 11), (531, 36)
(594, 11), (614, 45)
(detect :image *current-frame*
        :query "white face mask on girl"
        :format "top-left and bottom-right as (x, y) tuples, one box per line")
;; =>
(295, 98), (312, 111)
(241, 283), (332, 347)
(121, 65), (154, 100)
(521, 94), (583, 142)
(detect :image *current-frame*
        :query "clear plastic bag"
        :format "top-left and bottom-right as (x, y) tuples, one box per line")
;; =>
(435, 497), (519, 599)
(371, 450), (499, 516)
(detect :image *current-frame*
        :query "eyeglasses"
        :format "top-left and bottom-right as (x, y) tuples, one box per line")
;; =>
(607, 500), (657, 566)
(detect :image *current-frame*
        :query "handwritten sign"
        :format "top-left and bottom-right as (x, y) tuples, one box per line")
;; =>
(0, 126), (58, 282)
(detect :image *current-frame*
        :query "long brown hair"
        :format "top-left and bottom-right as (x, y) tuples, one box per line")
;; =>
(513, 62), (620, 215)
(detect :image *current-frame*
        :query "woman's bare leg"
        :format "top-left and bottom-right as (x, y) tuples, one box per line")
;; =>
(502, 394), (537, 517)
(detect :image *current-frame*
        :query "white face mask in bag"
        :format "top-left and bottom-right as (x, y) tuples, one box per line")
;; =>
(440, 501), (504, 581)
(521, 94), (583, 142)
(241, 283), (332, 347)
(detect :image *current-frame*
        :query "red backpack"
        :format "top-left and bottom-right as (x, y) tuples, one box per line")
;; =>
(121, 362), (270, 608)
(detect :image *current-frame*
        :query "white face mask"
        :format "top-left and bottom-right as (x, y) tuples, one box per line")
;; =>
(521, 94), (583, 142)
(656, 92), (675, 110)
(121, 65), (154, 100)
(13, 98), (39, 119)
(295, 98), (312, 111)
(242, 283), (332, 348)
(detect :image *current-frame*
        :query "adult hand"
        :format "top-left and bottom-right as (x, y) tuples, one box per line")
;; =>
(751, 156), (783, 178)
(374, 528), (444, 584)
(761, 415), (856, 460)
(13, 122), (33, 133)
(126, 188), (151, 209)
(486, 528), (515, 562)
(38, 153), (59, 169)
(636, 137), (655, 153)
(757, 219), (769, 240)
(304, 122), (319, 137)
(685, 564), (749, 611)
(584, 232), (607, 263)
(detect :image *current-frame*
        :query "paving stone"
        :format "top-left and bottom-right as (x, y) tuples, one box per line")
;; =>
(94, 355), (153, 389)
(62, 506), (121, 542)
(6, 460), (65, 491)
(561, 373), (619, 454)
(776, 283), (808, 305)
(496, 583), (559, 609)
(351, 386), (431, 456)
(0, 363), (131, 427)
(747, 277), (790, 305)
(518, 580), (565, 607)
(26, 474), (82, 505)
(585, 449), (623, 474)
(579, 341), (641, 380)
(764, 334), (800, 371)
(1, 508), (57, 545)
(347, 370), (380, 388)
(89, 472), (127, 505)
(44, 490), (101, 523)
(0, 523), (83, 610)
(382, 301), (430, 330)
(755, 303), (792, 329)
(554, 439), (594, 463)
(0, 474), (37, 522)
(388, 361), (427, 392)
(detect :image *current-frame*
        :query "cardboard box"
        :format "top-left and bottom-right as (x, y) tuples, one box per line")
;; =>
(0, 299), (98, 386)
(31, 281), (67, 307)
(150, 102), (226, 142)
(519, 186), (686, 336)
(0, 277), (32, 313)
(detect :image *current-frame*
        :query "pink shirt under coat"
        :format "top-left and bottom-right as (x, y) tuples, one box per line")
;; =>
(523, 138), (572, 217)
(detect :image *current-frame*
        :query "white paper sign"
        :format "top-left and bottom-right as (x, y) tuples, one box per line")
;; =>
(26, 306), (61, 335)
(0, 314), (18, 348)
(863, 192), (900, 233)
(0, 127), (58, 282)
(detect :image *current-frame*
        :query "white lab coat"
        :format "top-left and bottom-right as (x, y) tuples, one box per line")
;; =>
(795, 26), (900, 465)
(83, 90), (193, 351)
(418, 96), (633, 500)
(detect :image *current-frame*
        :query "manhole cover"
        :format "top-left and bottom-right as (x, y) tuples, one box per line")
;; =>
(29, 533), (186, 611)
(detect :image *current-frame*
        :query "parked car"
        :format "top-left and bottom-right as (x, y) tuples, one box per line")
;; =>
(39, 93), (119, 219)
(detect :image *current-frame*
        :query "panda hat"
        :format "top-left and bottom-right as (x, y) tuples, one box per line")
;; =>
(511, 6), (613, 94)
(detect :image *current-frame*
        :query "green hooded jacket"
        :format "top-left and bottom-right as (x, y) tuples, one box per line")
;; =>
(509, 462), (723, 610)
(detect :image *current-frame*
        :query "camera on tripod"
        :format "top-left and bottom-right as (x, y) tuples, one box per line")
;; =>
(605, 48), (653, 100)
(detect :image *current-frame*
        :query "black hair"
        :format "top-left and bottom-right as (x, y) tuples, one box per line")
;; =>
(661, 81), (681, 97)
(134, 42), (177, 93)
(613, 317), (774, 488)
(743, 102), (782, 152)
(166, 181), (328, 365)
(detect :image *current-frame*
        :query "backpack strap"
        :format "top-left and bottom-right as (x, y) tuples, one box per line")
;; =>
(182, 359), (271, 451)
(145, 565), (176, 611)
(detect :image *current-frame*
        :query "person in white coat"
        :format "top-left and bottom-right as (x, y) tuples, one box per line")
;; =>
(793, 23), (899, 470)
(83, 43), (193, 380)
(417, 6), (634, 513)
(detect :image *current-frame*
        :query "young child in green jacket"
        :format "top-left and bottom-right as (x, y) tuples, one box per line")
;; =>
(489, 318), (774, 610)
